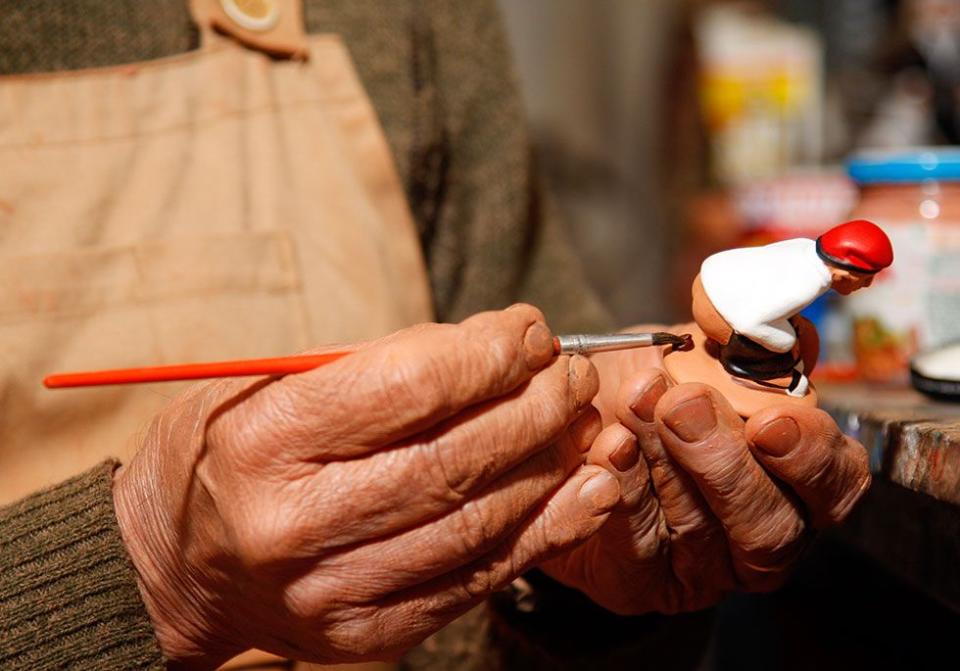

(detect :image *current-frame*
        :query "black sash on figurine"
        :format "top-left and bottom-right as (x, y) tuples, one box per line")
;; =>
(719, 333), (801, 386)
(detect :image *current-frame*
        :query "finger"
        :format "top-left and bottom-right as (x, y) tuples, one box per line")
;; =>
(618, 371), (721, 535)
(586, 423), (650, 509)
(310, 465), (619, 661)
(616, 371), (735, 601)
(217, 304), (559, 459)
(617, 370), (688, 503)
(746, 405), (871, 529)
(576, 422), (678, 611)
(438, 463), (618, 603)
(322, 304), (557, 443)
(316, 428), (602, 596)
(655, 384), (807, 591)
(588, 324), (669, 425)
(307, 364), (600, 548)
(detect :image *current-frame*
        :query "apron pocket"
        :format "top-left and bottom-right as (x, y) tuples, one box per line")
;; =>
(0, 230), (310, 504)
(0, 229), (311, 363)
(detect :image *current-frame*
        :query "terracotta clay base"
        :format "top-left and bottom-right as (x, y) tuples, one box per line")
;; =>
(663, 323), (818, 418)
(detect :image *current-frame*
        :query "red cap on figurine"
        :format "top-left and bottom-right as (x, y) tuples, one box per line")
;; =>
(815, 220), (893, 274)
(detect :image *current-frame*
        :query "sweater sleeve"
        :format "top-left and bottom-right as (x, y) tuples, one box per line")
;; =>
(0, 461), (165, 670)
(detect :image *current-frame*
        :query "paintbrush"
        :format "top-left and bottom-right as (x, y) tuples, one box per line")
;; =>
(43, 331), (693, 389)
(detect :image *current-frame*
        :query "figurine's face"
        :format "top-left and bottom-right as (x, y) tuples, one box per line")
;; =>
(830, 268), (874, 295)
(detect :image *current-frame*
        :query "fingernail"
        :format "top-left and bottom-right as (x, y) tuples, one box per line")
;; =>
(578, 470), (620, 513)
(568, 355), (597, 408)
(630, 375), (668, 422)
(609, 433), (639, 472)
(663, 395), (716, 442)
(753, 417), (801, 457)
(523, 321), (554, 368)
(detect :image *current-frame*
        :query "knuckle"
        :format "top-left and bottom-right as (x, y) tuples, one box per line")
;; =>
(486, 311), (530, 354)
(326, 611), (390, 659)
(465, 307), (533, 361)
(486, 328), (520, 372)
(457, 564), (496, 600)
(528, 363), (581, 433)
(671, 514), (721, 547)
(796, 439), (871, 527)
(503, 302), (546, 324)
(520, 303), (547, 322)
(794, 449), (837, 492)
(378, 347), (456, 416)
(826, 462), (871, 525)
(536, 495), (591, 553)
(253, 382), (333, 448)
(698, 449), (752, 498)
(387, 318), (526, 410)
(634, 456), (654, 492)
(450, 500), (499, 556)
(232, 504), (308, 570)
(427, 437), (489, 504)
(736, 509), (806, 572)
(455, 555), (517, 601)
(627, 512), (670, 563)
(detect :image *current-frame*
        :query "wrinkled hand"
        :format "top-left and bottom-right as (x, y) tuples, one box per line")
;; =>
(543, 326), (871, 615)
(113, 305), (619, 667)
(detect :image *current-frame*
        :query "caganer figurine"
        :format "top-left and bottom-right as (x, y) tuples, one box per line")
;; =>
(663, 219), (894, 417)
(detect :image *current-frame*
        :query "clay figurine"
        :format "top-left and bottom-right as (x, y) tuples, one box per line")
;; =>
(664, 219), (894, 417)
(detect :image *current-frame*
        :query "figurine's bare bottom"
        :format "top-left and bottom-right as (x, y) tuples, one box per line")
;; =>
(663, 324), (818, 418)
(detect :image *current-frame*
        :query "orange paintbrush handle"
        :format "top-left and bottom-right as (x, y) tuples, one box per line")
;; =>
(43, 352), (352, 389)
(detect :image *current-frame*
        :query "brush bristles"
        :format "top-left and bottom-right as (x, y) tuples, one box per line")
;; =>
(652, 332), (694, 351)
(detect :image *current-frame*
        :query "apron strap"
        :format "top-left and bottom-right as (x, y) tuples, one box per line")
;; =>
(188, 0), (309, 59)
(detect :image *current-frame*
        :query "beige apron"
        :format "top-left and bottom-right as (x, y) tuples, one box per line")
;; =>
(0, 3), (432, 665)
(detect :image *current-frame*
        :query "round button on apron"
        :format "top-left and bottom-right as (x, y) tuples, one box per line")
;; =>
(220, 0), (280, 32)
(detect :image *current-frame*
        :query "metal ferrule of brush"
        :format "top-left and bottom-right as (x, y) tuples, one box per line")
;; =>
(555, 333), (656, 355)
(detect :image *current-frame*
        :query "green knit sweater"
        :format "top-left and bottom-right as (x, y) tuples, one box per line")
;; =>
(0, 1), (617, 668)
(0, 463), (164, 669)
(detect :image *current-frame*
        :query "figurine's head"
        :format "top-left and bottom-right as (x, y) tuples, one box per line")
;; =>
(816, 219), (893, 295)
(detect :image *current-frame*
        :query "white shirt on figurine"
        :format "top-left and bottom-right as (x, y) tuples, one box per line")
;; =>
(700, 238), (832, 353)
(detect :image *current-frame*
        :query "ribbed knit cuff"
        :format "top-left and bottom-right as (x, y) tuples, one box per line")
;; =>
(0, 461), (165, 670)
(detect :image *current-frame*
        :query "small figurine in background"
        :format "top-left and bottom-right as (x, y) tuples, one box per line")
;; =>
(664, 220), (894, 417)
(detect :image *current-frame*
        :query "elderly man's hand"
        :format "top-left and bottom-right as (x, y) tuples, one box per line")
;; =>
(542, 326), (871, 615)
(112, 305), (619, 667)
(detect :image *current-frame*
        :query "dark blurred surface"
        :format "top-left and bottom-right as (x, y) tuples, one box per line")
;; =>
(712, 537), (959, 671)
